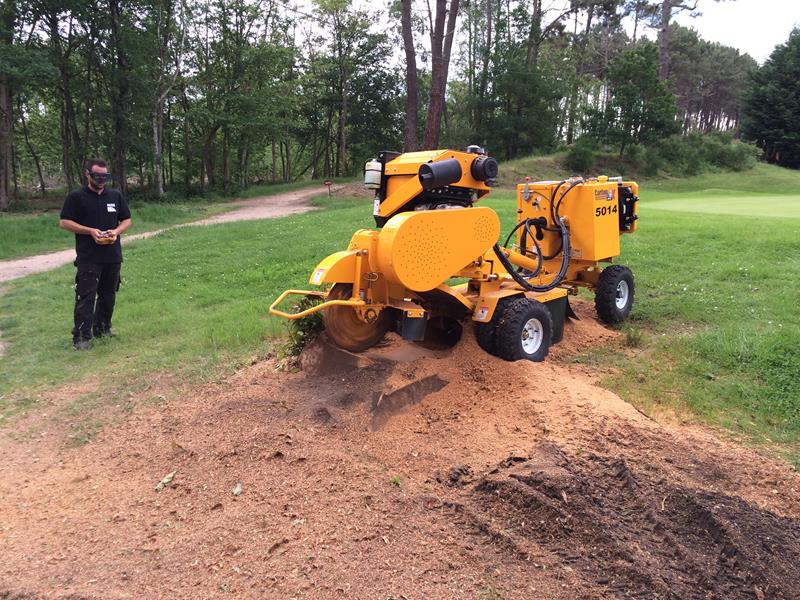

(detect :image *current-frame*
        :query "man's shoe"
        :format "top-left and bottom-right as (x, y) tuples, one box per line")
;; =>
(94, 327), (118, 338)
(73, 339), (93, 351)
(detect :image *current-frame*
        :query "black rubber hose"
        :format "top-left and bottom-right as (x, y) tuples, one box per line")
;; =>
(492, 216), (571, 293)
(554, 178), (584, 221)
(542, 179), (583, 260)
(502, 218), (543, 278)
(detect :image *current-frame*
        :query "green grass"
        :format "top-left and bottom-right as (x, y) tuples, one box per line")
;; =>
(0, 166), (799, 465)
(577, 172), (800, 463)
(0, 180), (324, 261)
(0, 194), (370, 421)
(647, 162), (800, 194)
(644, 190), (800, 218)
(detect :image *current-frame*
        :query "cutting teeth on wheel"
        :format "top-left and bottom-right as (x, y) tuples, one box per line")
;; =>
(323, 283), (390, 352)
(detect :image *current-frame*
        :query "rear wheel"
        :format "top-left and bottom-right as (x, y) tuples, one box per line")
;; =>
(595, 265), (634, 324)
(495, 298), (553, 362)
(323, 283), (390, 352)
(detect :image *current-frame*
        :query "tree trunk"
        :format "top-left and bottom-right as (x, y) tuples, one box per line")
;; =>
(18, 101), (46, 195)
(109, 0), (130, 195)
(0, 73), (10, 210)
(202, 125), (219, 187)
(336, 73), (347, 177)
(152, 100), (164, 198)
(400, 0), (418, 151)
(423, 0), (446, 150)
(0, 0), (13, 209)
(423, 0), (459, 150)
(167, 102), (174, 187)
(271, 139), (277, 183)
(525, 0), (542, 69)
(475, 0), (493, 136)
(180, 86), (191, 194)
(658, 0), (672, 80)
(440, 0), (459, 105)
(222, 126), (230, 191)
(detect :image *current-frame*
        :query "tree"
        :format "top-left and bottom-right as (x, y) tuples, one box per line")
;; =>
(0, 0), (15, 209)
(585, 41), (678, 154)
(399, 0), (418, 151)
(649, 0), (730, 80)
(422, 0), (459, 149)
(742, 28), (800, 168)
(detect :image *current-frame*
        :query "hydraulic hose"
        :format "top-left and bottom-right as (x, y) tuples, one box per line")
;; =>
(502, 218), (543, 278)
(492, 216), (571, 293)
(492, 177), (582, 292)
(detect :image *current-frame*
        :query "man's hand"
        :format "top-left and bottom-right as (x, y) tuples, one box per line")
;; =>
(90, 228), (106, 243)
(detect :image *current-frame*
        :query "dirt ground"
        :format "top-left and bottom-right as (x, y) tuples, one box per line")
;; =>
(1, 300), (799, 599)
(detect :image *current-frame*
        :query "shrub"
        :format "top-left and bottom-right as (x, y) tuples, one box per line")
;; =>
(280, 296), (325, 357)
(643, 133), (759, 176)
(563, 142), (596, 174)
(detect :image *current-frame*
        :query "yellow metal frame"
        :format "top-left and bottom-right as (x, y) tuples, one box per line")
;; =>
(268, 290), (365, 321)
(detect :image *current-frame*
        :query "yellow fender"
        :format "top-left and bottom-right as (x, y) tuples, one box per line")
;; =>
(308, 250), (359, 286)
(472, 287), (568, 322)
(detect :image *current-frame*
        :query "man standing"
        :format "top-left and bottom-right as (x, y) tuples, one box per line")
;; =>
(59, 159), (132, 350)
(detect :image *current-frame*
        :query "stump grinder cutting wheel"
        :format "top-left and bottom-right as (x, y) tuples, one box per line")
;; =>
(269, 146), (639, 361)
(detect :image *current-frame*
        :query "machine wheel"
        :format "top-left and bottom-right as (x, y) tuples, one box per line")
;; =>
(595, 265), (634, 324)
(323, 283), (390, 352)
(474, 297), (514, 356)
(495, 298), (553, 362)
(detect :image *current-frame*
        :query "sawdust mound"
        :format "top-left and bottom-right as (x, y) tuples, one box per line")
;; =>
(471, 444), (800, 599)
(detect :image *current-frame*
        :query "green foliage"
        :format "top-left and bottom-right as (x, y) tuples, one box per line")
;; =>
(585, 42), (679, 154)
(280, 297), (325, 358)
(668, 25), (757, 133)
(638, 133), (759, 176)
(742, 28), (800, 168)
(563, 141), (596, 174)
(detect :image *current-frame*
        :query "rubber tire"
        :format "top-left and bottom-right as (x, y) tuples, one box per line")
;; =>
(495, 298), (553, 362)
(595, 265), (634, 324)
(474, 297), (515, 356)
(323, 283), (390, 352)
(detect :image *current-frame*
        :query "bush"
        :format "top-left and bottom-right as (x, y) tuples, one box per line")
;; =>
(642, 133), (759, 176)
(280, 296), (325, 358)
(563, 142), (596, 174)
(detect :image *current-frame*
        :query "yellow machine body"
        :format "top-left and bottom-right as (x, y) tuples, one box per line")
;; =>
(269, 148), (638, 359)
(377, 149), (492, 220)
(515, 177), (639, 288)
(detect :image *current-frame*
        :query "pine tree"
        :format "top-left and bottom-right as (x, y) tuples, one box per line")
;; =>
(742, 28), (800, 168)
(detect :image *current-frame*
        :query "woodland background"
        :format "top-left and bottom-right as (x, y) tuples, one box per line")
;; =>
(0, 0), (798, 210)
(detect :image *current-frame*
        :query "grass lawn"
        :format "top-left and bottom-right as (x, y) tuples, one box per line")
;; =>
(0, 180), (320, 261)
(0, 165), (798, 464)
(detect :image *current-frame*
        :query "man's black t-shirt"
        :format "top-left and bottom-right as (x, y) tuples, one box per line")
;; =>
(60, 186), (131, 264)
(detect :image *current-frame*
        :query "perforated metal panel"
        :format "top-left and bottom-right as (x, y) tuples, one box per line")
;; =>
(376, 207), (500, 292)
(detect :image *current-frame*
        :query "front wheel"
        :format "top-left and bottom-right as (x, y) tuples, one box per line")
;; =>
(595, 265), (634, 324)
(495, 298), (553, 362)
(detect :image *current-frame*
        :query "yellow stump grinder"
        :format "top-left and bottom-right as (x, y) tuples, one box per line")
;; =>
(270, 146), (639, 361)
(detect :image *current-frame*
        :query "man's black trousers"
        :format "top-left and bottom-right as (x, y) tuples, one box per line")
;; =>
(73, 262), (121, 342)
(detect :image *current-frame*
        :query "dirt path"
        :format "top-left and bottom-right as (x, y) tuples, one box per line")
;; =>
(0, 185), (337, 284)
(1, 300), (797, 599)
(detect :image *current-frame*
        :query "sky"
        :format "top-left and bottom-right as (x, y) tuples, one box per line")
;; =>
(299, 0), (799, 66)
(670, 0), (800, 64)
